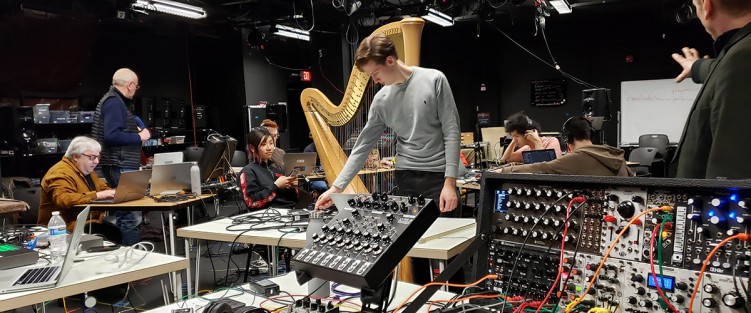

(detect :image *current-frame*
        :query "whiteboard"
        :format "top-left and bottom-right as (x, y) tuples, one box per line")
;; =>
(620, 78), (702, 145)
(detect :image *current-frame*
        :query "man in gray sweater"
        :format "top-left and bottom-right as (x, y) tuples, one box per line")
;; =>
(315, 34), (461, 214)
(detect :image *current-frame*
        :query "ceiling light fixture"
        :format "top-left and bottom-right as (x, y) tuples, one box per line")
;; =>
(131, 0), (207, 19)
(421, 8), (454, 27)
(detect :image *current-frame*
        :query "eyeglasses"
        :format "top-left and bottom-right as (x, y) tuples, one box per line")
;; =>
(129, 81), (140, 90)
(81, 153), (100, 161)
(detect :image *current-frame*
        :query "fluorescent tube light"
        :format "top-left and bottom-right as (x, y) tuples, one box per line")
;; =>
(421, 8), (454, 27)
(132, 0), (207, 19)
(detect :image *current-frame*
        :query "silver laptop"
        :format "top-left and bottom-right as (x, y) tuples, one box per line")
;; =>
(91, 170), (151, 204)
(0, 206), (90, 294)
(153, 152), (184, 165)
(150, 162), (193, 195)
(283, 152), (317, 176)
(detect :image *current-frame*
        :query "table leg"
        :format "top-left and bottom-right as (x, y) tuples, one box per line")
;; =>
(438, 260), (447, 291)
(270, 245), (277, 277)
(185, 238), (192, 300)
(168, 210), (176, 256)
(169, 210), (178, 300)
(187, 205), (192, 227)
(160, 212), (169, 256)
(428, 260), (434, 282)
(195, 239), (202, 297)
(175, 271), (183, 301)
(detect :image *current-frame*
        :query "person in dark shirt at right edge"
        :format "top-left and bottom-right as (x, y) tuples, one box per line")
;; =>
(670, 0), (751, 179)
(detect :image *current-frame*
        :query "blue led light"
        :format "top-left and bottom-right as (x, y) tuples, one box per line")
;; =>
(708, 211), (716, 217)
(729, 212), (736, 219)
(730, 194), (738, 202)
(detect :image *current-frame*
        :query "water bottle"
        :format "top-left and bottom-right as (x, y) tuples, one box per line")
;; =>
(306, 210), (330, 297)
(190, 162), (201, 195)
(48, 211), (68, 263)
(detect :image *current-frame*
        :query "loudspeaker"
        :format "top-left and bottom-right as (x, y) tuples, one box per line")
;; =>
(582, 88), (611, 119)
(194, 105), (207, 128)
(248, 106), (266, 128)
(0, 105), (20, 147)
(265, 104), (287, 132)
(140, 97), (155, 127)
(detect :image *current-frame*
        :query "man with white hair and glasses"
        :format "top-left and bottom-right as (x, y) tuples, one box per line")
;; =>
(38, 136), (119, 239)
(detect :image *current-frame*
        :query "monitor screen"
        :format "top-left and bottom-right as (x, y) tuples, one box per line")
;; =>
(495, 189), (509, 213)
(197, 136), (237, 181)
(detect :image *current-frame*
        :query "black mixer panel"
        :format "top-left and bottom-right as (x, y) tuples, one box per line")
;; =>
(293, 193), (439, 289)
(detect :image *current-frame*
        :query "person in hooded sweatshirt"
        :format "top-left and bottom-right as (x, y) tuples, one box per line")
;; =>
(494, 116), (633, 176)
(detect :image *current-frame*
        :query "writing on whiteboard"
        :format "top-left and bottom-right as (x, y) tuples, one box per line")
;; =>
(620, 79), (701, 145)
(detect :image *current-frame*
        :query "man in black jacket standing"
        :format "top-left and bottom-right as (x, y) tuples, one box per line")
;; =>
(92, 68), (151, 245)
(671, 0), (751, 179)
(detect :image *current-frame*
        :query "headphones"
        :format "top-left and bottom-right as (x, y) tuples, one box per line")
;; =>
(204, 302), (233, 313)
(675, 0), (697, 24)
(524, 115), (536, 131)
(204, 303), (269, 313)
(561, 116), (595, 145)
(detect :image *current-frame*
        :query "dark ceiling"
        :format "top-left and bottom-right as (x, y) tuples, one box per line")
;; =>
(1, 0), (694, 36)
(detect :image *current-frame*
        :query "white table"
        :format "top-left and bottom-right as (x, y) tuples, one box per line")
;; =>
(143, 272), (459, 313)
(0, 251), (189, 311)
(177, 210), (476, 296)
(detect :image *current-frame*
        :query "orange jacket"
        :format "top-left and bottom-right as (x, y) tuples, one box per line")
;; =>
(38, 157), (110, 231)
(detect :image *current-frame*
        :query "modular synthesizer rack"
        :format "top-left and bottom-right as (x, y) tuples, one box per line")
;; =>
(474, 174), (751, 313)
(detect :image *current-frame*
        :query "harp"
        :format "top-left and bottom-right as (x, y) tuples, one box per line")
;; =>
(300, 17), (425, 193)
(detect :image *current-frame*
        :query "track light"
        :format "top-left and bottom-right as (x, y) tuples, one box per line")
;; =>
(548, 0), (572, 14)
(421, 8), (454, 27)
(131, 0), (206, 19)
(273, 25), (310, 41)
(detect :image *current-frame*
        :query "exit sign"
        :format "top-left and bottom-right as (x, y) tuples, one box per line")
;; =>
(301, 70), (312, 82)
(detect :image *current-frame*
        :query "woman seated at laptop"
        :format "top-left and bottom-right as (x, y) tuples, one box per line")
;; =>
(240, 127), (305, 210)
(39, 136), (122, 241)
(500, 111), (563, 164)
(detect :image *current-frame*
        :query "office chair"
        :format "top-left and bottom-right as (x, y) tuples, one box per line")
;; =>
(629, 147), (658, 177)
(638, 134), (669, 177)
(184, 146), (204, 162)
(231, 150), (247, 167)
(638, 134), (669, 159)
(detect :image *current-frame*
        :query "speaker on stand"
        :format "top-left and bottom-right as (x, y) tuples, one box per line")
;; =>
(582, 88), (611, 145)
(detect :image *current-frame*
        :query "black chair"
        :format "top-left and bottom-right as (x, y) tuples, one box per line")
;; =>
(184, 146), (203, 163)
(629, 147), (658, 177)
(13, 187), (41, 225)
(638, 134), (669, 176)
(231, 150), (247, 167)
(638, 134), (669, 160)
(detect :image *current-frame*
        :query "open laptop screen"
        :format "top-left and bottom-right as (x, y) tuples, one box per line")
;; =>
(522, 149), (557, 164)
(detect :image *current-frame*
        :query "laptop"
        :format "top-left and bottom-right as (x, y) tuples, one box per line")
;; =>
(522, 149), (557, 164)
(91, 170), (151, 204)
(0, 206), (90, 294)
(283, 152), (317, 176)
(150, 162), (193, 195)
(153, 152), (184, 165)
